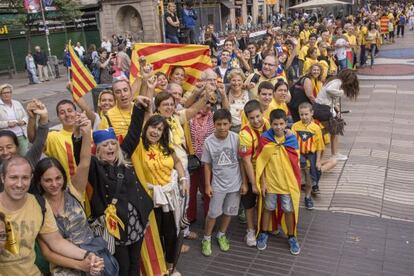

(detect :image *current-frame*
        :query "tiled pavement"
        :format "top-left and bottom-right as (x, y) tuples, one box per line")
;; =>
(177, 82), (414, 275)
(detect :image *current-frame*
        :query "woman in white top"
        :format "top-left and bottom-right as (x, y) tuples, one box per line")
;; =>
(0, 84), (29, 155)
(314, 69), (359, 161)
(227, 69), (252, 133)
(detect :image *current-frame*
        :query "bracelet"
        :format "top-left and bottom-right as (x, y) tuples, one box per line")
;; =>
(179, 177), (187, 182)
(83, 250), (91, 260)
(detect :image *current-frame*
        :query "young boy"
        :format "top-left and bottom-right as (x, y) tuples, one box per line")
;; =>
(255, 109), (301, 255)
(239, 100), (269, 246)
(292, 103), (324, 209)
(241, 81), (274, 126)
(201, 109), (247, 256)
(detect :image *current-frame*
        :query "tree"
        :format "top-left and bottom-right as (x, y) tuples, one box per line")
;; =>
(0, 0), (83, 50)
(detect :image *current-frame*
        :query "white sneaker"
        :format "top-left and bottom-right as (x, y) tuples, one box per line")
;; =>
(245, 230), (257, 247)
(333, 153), (348, 161)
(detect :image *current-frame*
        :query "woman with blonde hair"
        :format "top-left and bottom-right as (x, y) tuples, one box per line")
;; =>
(227, 69), (252, 133)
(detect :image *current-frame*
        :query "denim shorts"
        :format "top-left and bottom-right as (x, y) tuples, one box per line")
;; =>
(264, 193), (293, 212)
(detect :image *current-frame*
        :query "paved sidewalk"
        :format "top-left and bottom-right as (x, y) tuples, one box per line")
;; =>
(178, 35), (414, 276)
(177, 80), (414, 276)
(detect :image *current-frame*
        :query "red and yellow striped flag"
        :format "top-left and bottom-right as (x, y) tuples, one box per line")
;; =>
(130, 43), (212, 91)
(68, 42), (97, 100)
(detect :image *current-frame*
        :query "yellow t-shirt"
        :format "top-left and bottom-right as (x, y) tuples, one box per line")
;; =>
(44, 129), (76, 178)
(303, 58), (318, 75)
(239, 121), (269, 169)
(291, 121), (324, 154)
(132, 141), (174, 188)
(298, 45), (320, 61)
(360, 25), (368, 46)
(0, 195), (58, 276)
(269, 99), (288, 115)
(344, 33), (357, 47)
(264, 136), (290, 194)
(99, 105), (133, 139)
(299, 29), (310, 45)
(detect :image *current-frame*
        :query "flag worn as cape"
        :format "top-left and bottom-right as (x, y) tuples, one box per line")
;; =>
(68, 42), (97, 100)
(255, 129), (301, 236)
(130, 43), (212, 92)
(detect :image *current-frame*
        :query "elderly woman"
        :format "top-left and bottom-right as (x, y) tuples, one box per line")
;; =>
(227, 69), (252, 133)
(0, 84), (29, 155)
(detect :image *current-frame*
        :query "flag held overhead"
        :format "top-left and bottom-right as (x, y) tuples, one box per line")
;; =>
(68, 41), (97, 100)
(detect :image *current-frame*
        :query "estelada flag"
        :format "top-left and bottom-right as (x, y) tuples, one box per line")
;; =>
(68, 42), (97, 100)
(130, 43), (212, 91)
(254, 129), (301, 237)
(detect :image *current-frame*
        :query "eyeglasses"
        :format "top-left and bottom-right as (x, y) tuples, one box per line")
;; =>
(1, 90), (12, 95)
(263, 62), (276, 67)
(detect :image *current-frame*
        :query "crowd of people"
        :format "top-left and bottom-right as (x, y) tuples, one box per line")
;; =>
(1, 1), (413, 276)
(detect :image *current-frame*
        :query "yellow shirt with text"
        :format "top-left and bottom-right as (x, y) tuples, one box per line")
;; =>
(0, 195), (58, 276)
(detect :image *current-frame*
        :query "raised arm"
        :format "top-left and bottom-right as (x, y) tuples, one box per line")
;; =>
(71, 114), (92, 195)
(184, 87), (209, 121)
(25, 100), (49, 166)
(120, 96), (151, 157)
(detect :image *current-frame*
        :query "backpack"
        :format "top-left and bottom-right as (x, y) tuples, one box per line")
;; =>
(33, 193), (50, 275)
(288, 76), (311, 123)
(83, 53), (93, 70)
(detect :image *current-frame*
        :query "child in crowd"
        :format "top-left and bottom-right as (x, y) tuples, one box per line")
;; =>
(292, 103), (324, 209)
(239, 100), (269, 246)
(255, 109), (301, 255)
(201, 109), (247, 256)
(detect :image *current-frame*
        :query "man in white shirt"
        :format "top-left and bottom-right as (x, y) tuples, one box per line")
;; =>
(74, 42), (85, 58)
(101, 37), (112, 53)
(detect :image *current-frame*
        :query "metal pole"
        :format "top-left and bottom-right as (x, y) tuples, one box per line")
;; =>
(159, 0), (166, 42)
(39, 0), (52, 56)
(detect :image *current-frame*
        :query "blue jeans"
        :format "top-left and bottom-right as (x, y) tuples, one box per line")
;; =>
(370, 44), (377, 66)
(166, 34), (180, 44)
(300, 153), (321, 187)
(338, 58), (347, 71)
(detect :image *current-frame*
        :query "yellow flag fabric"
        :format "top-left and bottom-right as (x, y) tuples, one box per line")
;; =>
(104, 204), (125, 240)
(130, 43), (212, 92)
(255, 129), (301, 237)
(5, 219), (19, 255)
(68, 42), (97, 100)
(131, 141), (168, 275)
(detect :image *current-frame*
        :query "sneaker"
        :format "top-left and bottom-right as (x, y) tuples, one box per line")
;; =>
(238, 208), (247, 224)
(245, 230), (257, 247)
(217, 235), (230, 252)
(304, 196), (314, 210)
(256, 233), (269, 251)
(201, 239), (212, 256)
(333, 153), (348, 161)
(288, 237), (301, 255)
(312, 185), (320, 195)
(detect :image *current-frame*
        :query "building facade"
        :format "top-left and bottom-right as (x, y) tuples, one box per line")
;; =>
(100, 0), (162, 42)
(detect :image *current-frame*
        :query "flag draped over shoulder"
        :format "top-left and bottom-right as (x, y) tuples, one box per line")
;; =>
(255, 129), (301, 236)
(68, 43), (97, 100)
(130, 43), (212, 91)
(131, 146), (168, 276)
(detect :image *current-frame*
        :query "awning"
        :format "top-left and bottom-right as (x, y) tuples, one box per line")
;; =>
(221, 0), (238, 9)
(289, 0), (351, 9)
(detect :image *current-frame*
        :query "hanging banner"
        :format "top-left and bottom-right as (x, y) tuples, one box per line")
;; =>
(24, 0), (41, 13)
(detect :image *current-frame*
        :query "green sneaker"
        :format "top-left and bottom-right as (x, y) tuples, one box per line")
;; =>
(201, 239), (212, 256)
(217, 235), (230, 252)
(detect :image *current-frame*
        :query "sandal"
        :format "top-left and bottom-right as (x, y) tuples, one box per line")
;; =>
(184, 231), (198, 240)
(180, 244), (190, 254)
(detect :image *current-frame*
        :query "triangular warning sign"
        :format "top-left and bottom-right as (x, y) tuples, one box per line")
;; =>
(217, 151), (232, 165)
